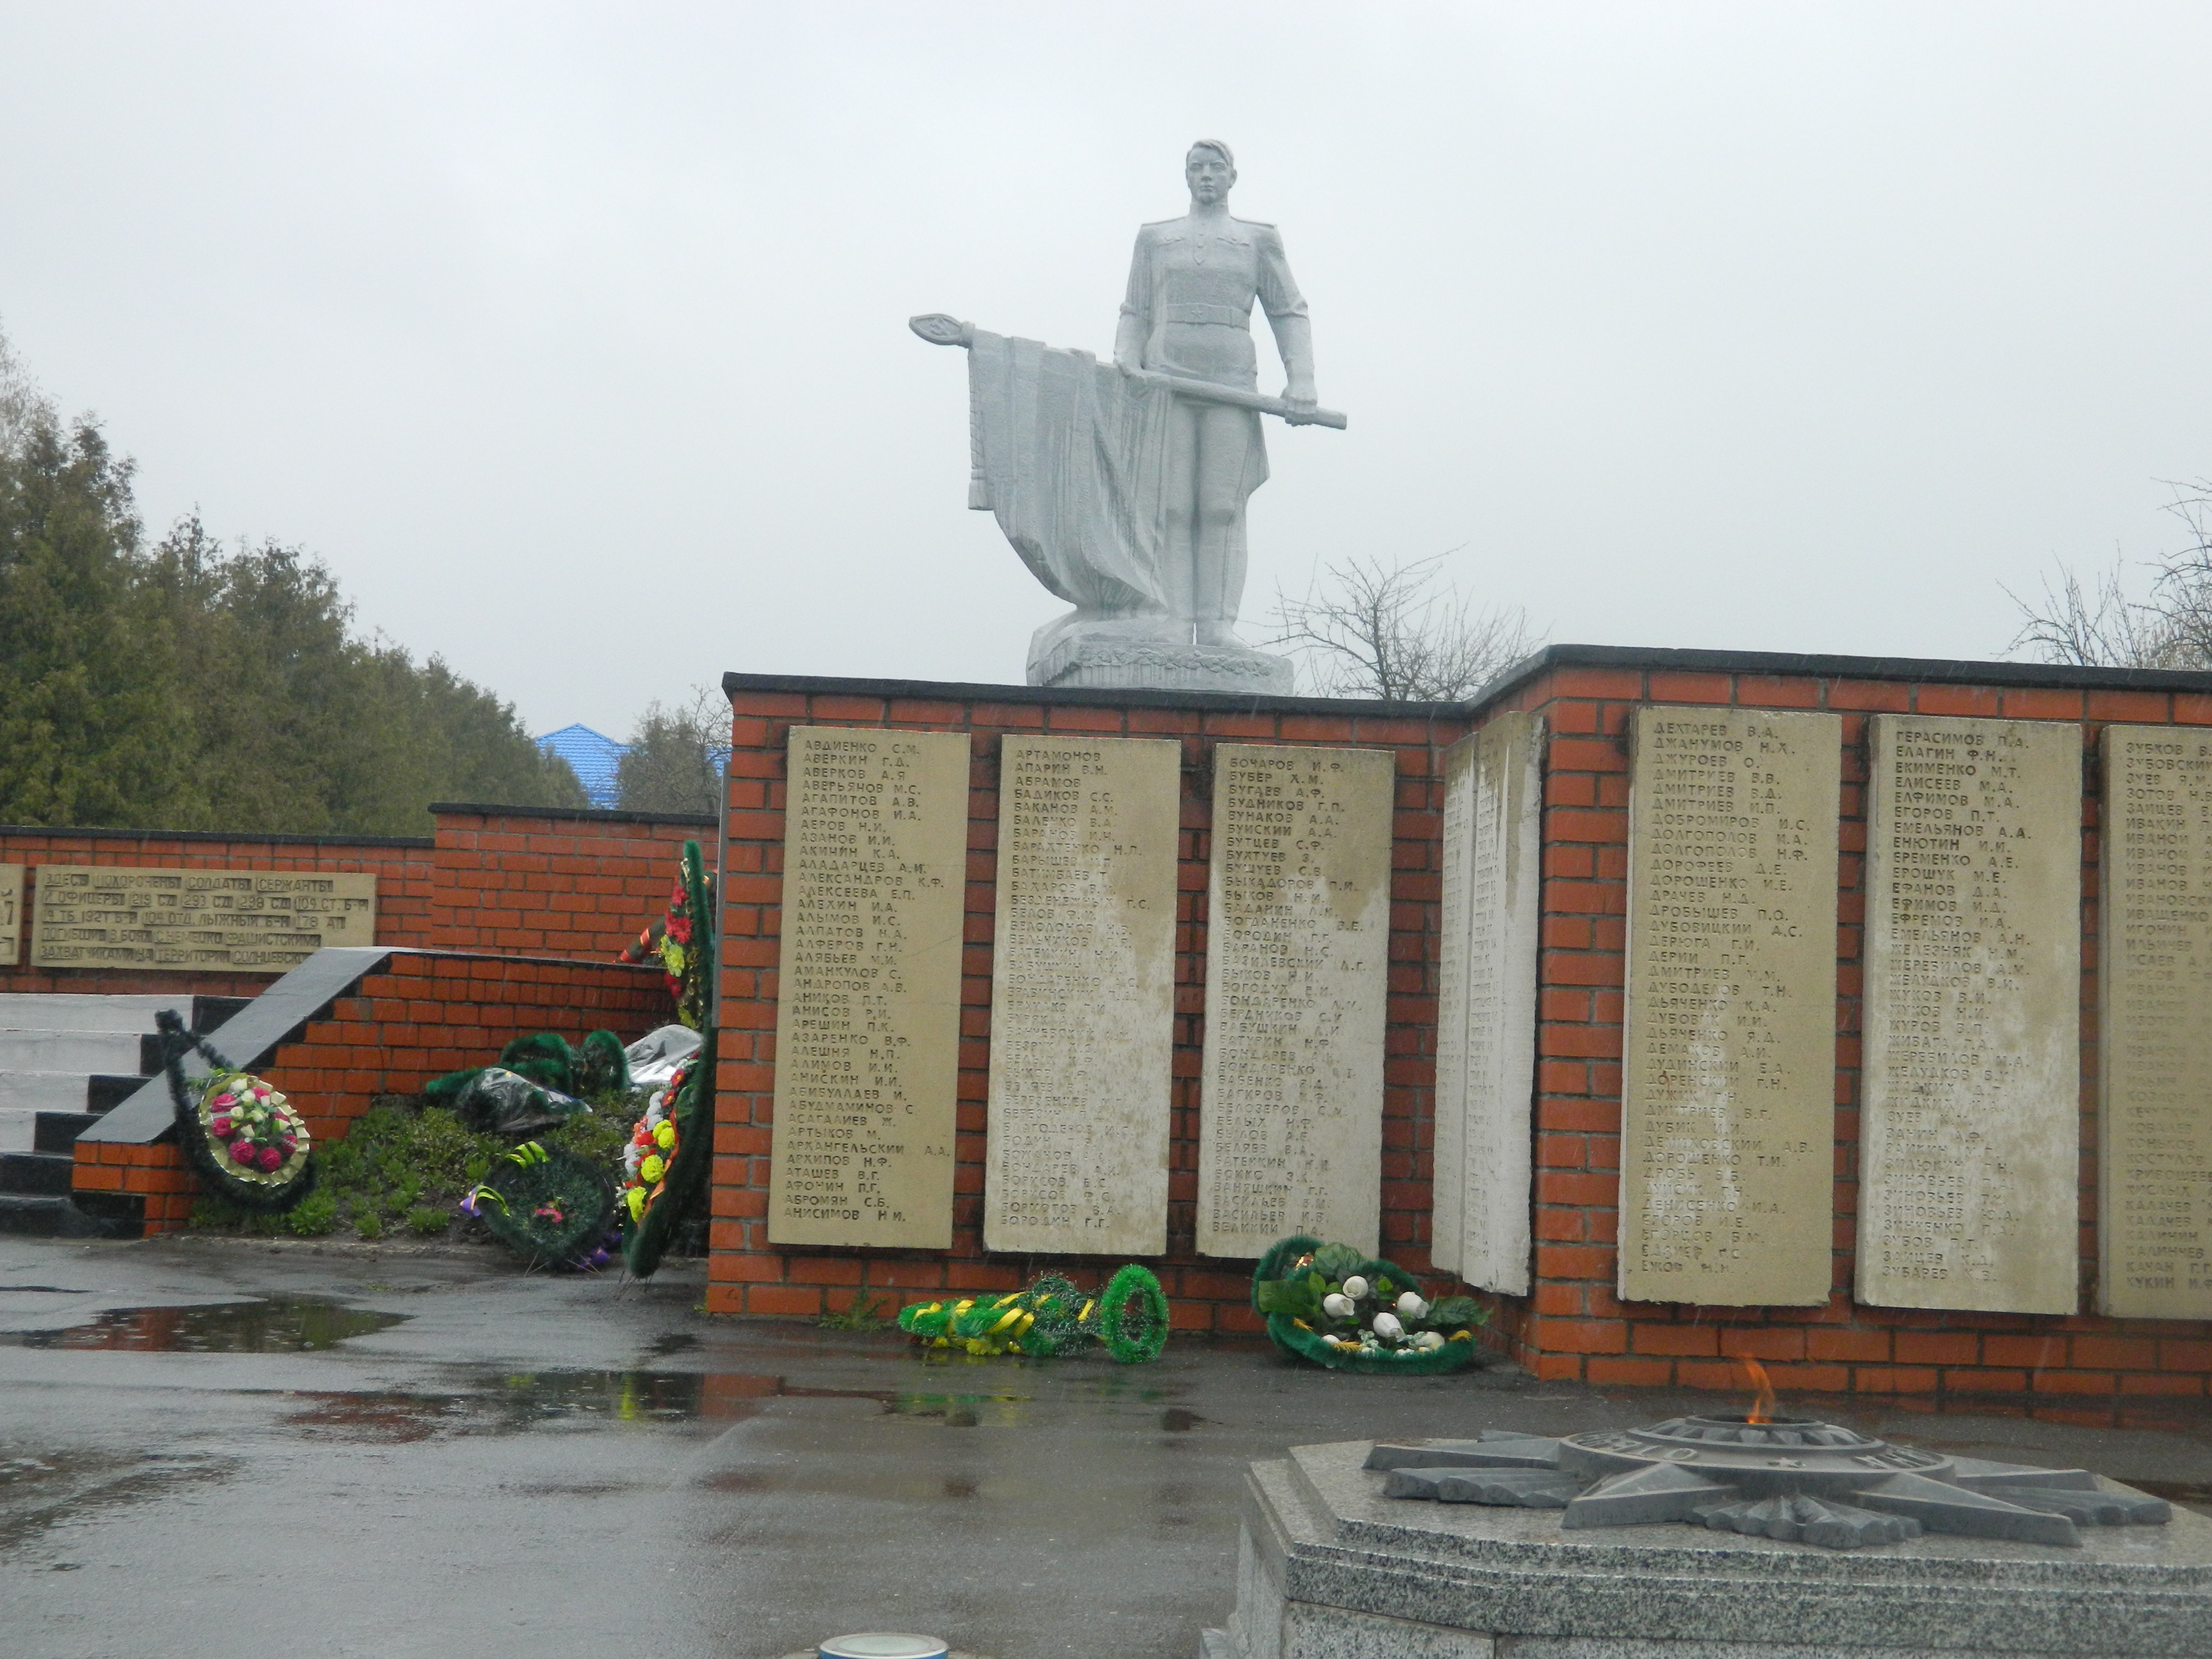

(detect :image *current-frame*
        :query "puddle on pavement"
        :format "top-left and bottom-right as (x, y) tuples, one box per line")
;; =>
(0, 1448), (236, 1549)
(10, 1297), (408, 1353)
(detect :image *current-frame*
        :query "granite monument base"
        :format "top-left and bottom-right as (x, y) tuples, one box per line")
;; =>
(1206, 1441), (2212, 1659)
(1027, 615), (1295, 695)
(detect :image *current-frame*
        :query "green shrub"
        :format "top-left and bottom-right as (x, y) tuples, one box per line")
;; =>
(285, 1193), (338, 1236)
(355, 1211), (384, 1241)
(406, 1205), (449, 1237)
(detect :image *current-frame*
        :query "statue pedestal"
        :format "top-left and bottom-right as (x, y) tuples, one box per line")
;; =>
(1028, 618), (1295, 696)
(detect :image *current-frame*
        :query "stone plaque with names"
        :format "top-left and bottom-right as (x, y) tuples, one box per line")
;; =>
(985, 735), (1179, 1256)
(28, 867), (377, 970)
(770, 726), (970, 1250)
(0, 865), (19, 966)
(1859, 714), (2080, 1314)
(1432, 713), (1544, 1294)
(2098, 726), (2212, 1318)
(1198, 744), (1394, 1259)
(1621, 707), (1840, 1306)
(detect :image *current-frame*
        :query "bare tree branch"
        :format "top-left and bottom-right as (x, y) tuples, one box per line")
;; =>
(1265, 550), (1542, 701)
(2007, 480), (2212, 670)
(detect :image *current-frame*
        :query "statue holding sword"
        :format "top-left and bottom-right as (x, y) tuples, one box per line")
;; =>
(913, 140), (1345, 693)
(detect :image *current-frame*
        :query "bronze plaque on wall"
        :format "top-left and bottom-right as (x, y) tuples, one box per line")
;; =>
(28, 867), (378, 970)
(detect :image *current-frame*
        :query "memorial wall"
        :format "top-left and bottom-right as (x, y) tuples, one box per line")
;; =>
(984, 736), (1179, 1256)
(1197, 744), (1395, 1259)
(28, 867), (376, 969)
(1619, 707), (1841, 1307)
(1858, 715), (2081, 1316)
(2098, 725), (2212, 1320)
(0, 865), (19, 967)
(768, 726), (969, 1250)
(1432, 713), (1543, 1294)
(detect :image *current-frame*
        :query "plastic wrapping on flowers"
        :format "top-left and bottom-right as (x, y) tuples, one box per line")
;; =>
(619, 1063), (686, 1227)
(896, 1265), (1169, 1364)
(1250, 1235), (1487, 1374)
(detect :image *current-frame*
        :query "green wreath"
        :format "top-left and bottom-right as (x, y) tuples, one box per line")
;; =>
(622, 839), (715, 1279)
(896, 1264), (1169, 1364)
(1251, 1235), (1486, 1375)
(158, 1011), (317, 1215)
(466, 1141), (615, 1268)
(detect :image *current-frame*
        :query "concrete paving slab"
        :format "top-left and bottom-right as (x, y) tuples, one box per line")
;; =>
(2, 1234), (2209, 1659)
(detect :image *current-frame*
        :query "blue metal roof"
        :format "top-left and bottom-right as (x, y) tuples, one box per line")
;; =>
(536, 724), (629, 809)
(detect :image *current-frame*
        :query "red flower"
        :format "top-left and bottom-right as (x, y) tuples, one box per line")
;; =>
(258, 1145), (283, 1172)
(230, 1139), (258, 1165)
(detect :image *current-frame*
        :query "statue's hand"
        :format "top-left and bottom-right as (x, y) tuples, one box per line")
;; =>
(1283, 386), (1319, 425)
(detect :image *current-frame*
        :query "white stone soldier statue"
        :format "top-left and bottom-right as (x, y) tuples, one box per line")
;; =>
(913, 141), (1344, 694)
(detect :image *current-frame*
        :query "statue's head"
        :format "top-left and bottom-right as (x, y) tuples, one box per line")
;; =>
(1186, 140), (1236, 205)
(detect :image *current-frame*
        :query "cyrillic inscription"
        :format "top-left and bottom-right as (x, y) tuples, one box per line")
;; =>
(770, 727), (969, 1250)
(0, 865), (20, 966)
(1621, 707), (1839, 1306)
(985, 735), (1179, 1256)
(1859, 714), (2080, 1314)
(2098, 726), (2212, 1318)
(1198, 744), (1394, 1259)
(1433, 714), (1543, 1293)
(28, 867), (377, 970)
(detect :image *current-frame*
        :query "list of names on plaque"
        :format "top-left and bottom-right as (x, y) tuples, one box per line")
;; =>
(2097, 726), (2212, 1318)
(1433, 713), (1543, 1293)
(985, 735), (1179, 1256)
(1859, 714), (2080, 1314)
(0, 865), (19, 966)
(1197, 744), (1395, 1259)
(770, 726), (970, 1250)
(1620, 707), (1840, 1306)
(28, 867), (377, 970)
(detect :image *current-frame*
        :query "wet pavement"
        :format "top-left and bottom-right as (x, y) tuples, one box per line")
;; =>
(7, 1236), (2212, 1658)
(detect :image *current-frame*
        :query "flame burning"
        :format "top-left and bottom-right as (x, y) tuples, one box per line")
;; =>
(1741, 1357), (1776, 1424)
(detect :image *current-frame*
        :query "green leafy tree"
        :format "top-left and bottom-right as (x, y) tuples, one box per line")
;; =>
(0, 325), (584, 834)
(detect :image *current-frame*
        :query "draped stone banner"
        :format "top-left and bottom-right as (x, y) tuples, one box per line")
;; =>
(1197, 744), (1395, 1259)
(1859, 714), (2080, 1315)
(770, 727), (970, 1250)
(2098, 725), (2212, 1319)
(1620, 707), (1840, 1307)
(1432, 713), (1544, 1295)
(984, 735), (1180, 1256)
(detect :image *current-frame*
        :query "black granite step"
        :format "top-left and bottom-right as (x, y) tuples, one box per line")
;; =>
(86, 1074), (148, 1114)
(192, 994), (250, 1034)
(0, 1150), (74, 1196)
(0, 1192), (143, 1238)
(33, 1112), (97, 1154)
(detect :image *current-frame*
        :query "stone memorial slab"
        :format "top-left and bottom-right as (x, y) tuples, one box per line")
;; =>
(2098, 725), (2212, 1319)
(0, 865), (19, 966)
(770, 727), (970, 1250)
(27, 867), (376, 970)
(985, 735), (1180, 1256)
(1198, 744), (1394, 1259)
(1860, 714), (2081, 1314)
(1432, 713), (1543, 1294)
(1621, 707), (1840, 1306)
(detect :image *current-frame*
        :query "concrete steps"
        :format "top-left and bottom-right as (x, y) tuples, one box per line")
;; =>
(0, 992), (251, 1237)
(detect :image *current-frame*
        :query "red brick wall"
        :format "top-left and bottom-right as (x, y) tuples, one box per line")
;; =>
(1480, 663), (2212, 1405)
(707, 685), (1472, 1328)
(0, 827), (434, 996)
(431, 805), (716, 959)
(73, 949), (673, 1231)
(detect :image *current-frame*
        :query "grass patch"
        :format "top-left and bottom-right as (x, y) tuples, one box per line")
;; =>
(817, 1291), (896, 1331)
(187, 1090), (648, 1244)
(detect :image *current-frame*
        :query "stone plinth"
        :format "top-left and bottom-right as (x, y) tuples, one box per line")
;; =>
(1198, 743), (1395, 1259)
(1620, 708), (1841, 1307)
(1211, 1440), (2212, 1659)
(984, 735), (1179, 1256)
(769, 727), (969, 1250)
(1859, 714), (2082, 1315)
(1029, 619), (1296, 696)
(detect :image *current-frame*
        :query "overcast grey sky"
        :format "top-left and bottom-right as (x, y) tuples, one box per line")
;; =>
(4, 5), (2210, 735)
